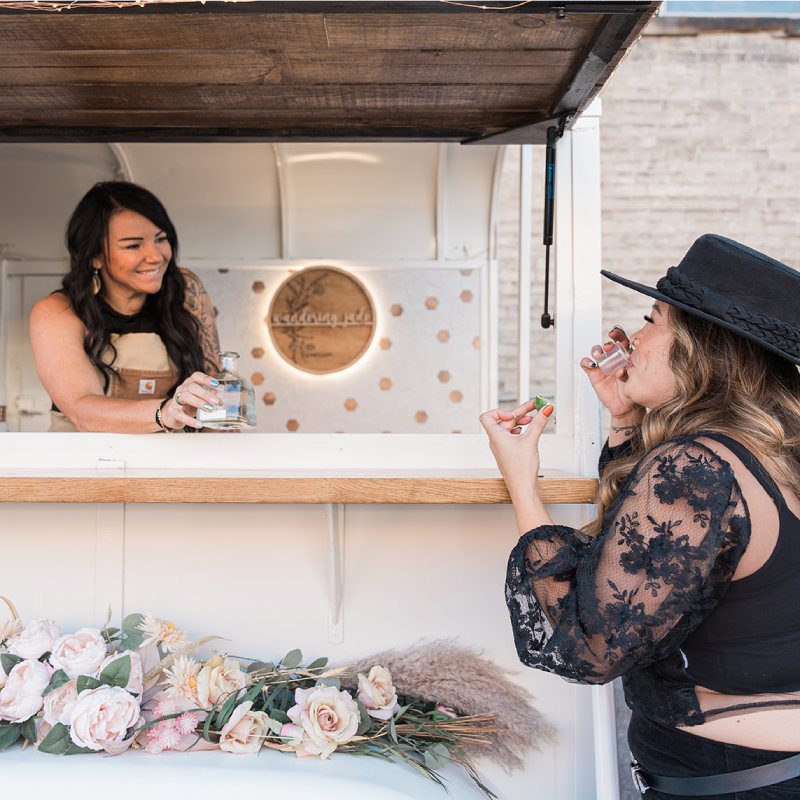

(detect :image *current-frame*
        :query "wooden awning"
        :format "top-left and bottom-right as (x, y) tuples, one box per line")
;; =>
(0, 1), (658, 144)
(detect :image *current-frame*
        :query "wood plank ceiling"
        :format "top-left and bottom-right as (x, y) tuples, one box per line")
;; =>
(0, 1), (659, 144)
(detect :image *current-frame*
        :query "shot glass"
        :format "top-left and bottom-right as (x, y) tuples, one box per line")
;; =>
(593, 342), (632, 375)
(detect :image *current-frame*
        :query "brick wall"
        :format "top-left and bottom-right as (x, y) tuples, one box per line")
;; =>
(498, 24), (800, 407)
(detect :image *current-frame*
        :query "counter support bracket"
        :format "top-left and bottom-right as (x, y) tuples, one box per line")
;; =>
(326, 503), (345, 644)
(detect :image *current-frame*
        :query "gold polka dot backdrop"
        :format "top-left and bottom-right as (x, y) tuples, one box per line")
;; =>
(199, 267), (481, 433)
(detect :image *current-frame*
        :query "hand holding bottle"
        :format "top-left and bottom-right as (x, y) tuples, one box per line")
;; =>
(160, 371), (223, 430)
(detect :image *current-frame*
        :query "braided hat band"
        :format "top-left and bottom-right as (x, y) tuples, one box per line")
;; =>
(601, 234), (800, 366)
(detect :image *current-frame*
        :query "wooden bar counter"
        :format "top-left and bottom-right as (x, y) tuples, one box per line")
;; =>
(0, 468), (597, 504)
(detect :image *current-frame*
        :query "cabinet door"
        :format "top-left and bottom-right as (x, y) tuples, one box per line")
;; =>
(5, 273), (63, 432)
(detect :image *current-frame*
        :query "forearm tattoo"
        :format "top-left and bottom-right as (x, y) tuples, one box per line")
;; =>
(611, 423), (640, 439)
(183, 271), (222, 372)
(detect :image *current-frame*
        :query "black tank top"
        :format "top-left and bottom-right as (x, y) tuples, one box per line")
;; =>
(681, 433), (800, 694)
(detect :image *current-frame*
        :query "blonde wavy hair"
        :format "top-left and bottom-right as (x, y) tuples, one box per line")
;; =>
(585, 305), (800, 536)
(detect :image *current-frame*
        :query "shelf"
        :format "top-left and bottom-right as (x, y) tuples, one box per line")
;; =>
(0, 469), (597, 504)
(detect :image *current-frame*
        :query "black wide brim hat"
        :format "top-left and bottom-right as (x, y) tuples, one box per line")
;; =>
(601, 234), (800, 366)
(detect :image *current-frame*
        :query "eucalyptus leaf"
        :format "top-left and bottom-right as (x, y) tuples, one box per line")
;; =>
(431, 743), (450, 760)
(122, 613), (144, 632)
(64, 743), (95, 755)
(269, 708), (290, 724)
(0, 653), (23, 674)
(76, 676), (102, 694)
(315, 676), (340, 689)
(20, 718), (37, 744)
(215, 691), (242, 728)
(42, 669), (70, 697)
(280, 649), (302, 670)
(246, 661), (267, 674)
(202, 695), (224, 741)
(98, 655), (131, 689)
(265, 717), (284, 735)
(389, 716), (398, 744)
(356, 700), (372, 736)
(118, 630), (144, 652)
(307, 657), (328, 671)
(0, 721), (21, 752)
(424, 748), (445, 770)
(242, 676), (267, 705)
(37, 722), (71, 755)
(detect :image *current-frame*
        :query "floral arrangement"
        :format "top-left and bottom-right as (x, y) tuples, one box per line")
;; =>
(0, 597), (553, 796)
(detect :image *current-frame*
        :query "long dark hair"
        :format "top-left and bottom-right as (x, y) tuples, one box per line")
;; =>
(62, 181), (206, 389)
(586, 306), (800, 535)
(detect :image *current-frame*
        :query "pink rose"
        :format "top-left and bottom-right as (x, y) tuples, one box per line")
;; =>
(196, 656), (248, 710)
(0, 660), (7, 690)
(357, 666), (398, 721)
(287, 685), (360, 759)
(42, 679), (79, 727)
(68, 685), (140, 752)
(6, 619), (62, 660)
(218, 701), (270, 754)
(96, 651), (143, 696)
(49, 628), (107, 679)
(0, 659), (52, 723)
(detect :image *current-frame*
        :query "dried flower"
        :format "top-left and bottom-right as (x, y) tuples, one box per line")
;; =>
(0, 618), (23, 646)
(163, 656), (201, 703)
(137, 613), (189, 653)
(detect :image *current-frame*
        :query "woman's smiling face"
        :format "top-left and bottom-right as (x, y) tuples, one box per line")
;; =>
(621, 301), (677, 409)
(96, 209), (172, 310)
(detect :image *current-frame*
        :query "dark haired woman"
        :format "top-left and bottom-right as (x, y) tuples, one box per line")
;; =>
(480, 235), (800, 797)
(30, 181), (222, 432)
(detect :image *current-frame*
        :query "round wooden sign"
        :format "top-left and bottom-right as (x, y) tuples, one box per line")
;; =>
(266, 267), (376, 374)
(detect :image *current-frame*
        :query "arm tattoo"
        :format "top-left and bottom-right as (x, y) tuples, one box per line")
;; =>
(611, 423), (640, 438)
(182, 270), (222, 372)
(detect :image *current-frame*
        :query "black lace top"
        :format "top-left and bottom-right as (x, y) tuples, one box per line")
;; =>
(504, 434), (798, 728)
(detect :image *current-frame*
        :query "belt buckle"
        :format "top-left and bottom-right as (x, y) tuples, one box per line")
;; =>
(630, 759), (650, 794)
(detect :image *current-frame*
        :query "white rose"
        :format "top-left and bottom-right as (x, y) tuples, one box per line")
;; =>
(0, 659), (52, 723)
(68, 685), (140, 752)
(218, 701), (270, 754)
(287, 684), (360, 759)
(6, 619), (62, 660)
(42, 679), (79, 727)
(357, 666), (399, 721)
(196, 656), (248, 710)
(49, 628), (107, 679)
(96, 651), (143, 697)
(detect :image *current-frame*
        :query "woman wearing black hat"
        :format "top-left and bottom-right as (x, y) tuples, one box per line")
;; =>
(480, 234), (800, 798)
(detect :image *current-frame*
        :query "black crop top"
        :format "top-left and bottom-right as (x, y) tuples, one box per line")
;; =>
(681, 435), (800, 694)
(505, 433), (800, 728)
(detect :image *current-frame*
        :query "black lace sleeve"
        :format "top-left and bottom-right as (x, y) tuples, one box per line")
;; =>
(506, 437), (750, 684)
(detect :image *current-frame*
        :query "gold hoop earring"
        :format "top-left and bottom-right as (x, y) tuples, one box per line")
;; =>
(91, 268), (101, 295)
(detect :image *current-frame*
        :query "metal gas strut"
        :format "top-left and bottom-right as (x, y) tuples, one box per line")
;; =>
(541, 124), (563, 329)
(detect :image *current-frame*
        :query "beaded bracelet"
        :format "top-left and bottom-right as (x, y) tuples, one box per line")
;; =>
(155, 396), (179, 433)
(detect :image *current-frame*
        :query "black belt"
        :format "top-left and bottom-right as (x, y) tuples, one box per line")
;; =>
(631, 753), (800, 796)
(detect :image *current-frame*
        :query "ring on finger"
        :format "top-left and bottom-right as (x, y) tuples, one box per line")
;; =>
(175, 391), (185, 406)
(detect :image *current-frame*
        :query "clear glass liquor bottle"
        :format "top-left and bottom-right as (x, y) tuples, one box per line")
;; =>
(196, 351), (257, 430)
